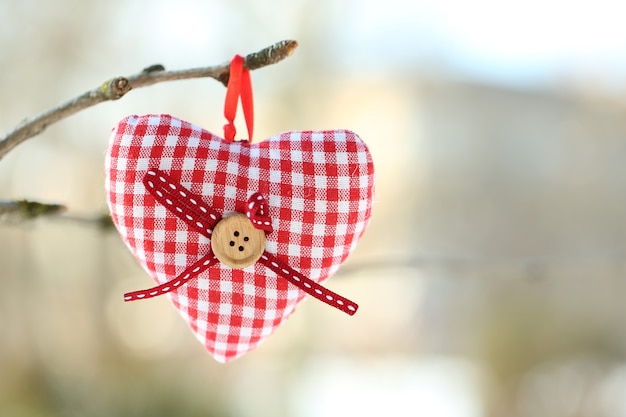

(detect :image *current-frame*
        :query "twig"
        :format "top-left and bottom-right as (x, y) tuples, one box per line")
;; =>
(56, 212), (116, 230)
(0, 40), (298, 223)
(0, 199), (66, 220)
(0, 39), (298, 161)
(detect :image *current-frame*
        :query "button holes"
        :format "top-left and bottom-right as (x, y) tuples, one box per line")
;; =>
(229, 241), (235, 247)
(238, 246), (244, 252)
(244, 236), (249, 242)
(234, 231), (240, 237)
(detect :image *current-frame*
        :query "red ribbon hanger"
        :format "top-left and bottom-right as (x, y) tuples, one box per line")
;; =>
(223, 55), (254, 142)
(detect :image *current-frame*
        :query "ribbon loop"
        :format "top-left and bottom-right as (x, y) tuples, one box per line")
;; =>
(246, 193), (273, 233)
(223, 55), (254, 142)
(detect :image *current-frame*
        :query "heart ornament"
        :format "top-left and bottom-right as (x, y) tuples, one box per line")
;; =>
(105, 113), (375, 362)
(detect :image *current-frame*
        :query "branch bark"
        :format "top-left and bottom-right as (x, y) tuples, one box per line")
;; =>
(0, 199), (66, 220)
(0, 39), (298, 162)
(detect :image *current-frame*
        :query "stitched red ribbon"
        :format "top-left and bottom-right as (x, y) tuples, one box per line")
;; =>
(223, 55), (254, 142)
(246, 192), (273, 233)
(124, 169), (359, 316)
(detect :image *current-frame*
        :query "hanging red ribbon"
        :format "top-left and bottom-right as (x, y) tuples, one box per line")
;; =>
(223, 55), (254, 142)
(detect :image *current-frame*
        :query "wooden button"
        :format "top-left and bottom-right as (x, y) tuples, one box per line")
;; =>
(211, 213), (266, 269)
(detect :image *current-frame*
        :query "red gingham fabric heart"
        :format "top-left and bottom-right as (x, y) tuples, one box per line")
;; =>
(105, 114), (375, 362)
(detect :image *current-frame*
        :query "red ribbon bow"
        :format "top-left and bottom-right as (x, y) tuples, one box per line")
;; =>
(124, 169), (359, 316)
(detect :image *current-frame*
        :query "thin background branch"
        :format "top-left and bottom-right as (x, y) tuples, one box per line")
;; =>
(0, 199), (66, 221)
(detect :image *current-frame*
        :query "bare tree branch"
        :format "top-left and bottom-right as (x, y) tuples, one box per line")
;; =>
(0, 40), (297, 223)
(57, 212), (116, 230)
(0, 199), (66, 221)
(0, 39), (298, 161)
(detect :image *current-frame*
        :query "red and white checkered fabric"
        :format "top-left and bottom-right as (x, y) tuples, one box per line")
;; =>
(105, 114), (375, 362)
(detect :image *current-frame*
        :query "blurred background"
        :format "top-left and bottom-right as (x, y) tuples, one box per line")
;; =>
(2, 0), (626, 416)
